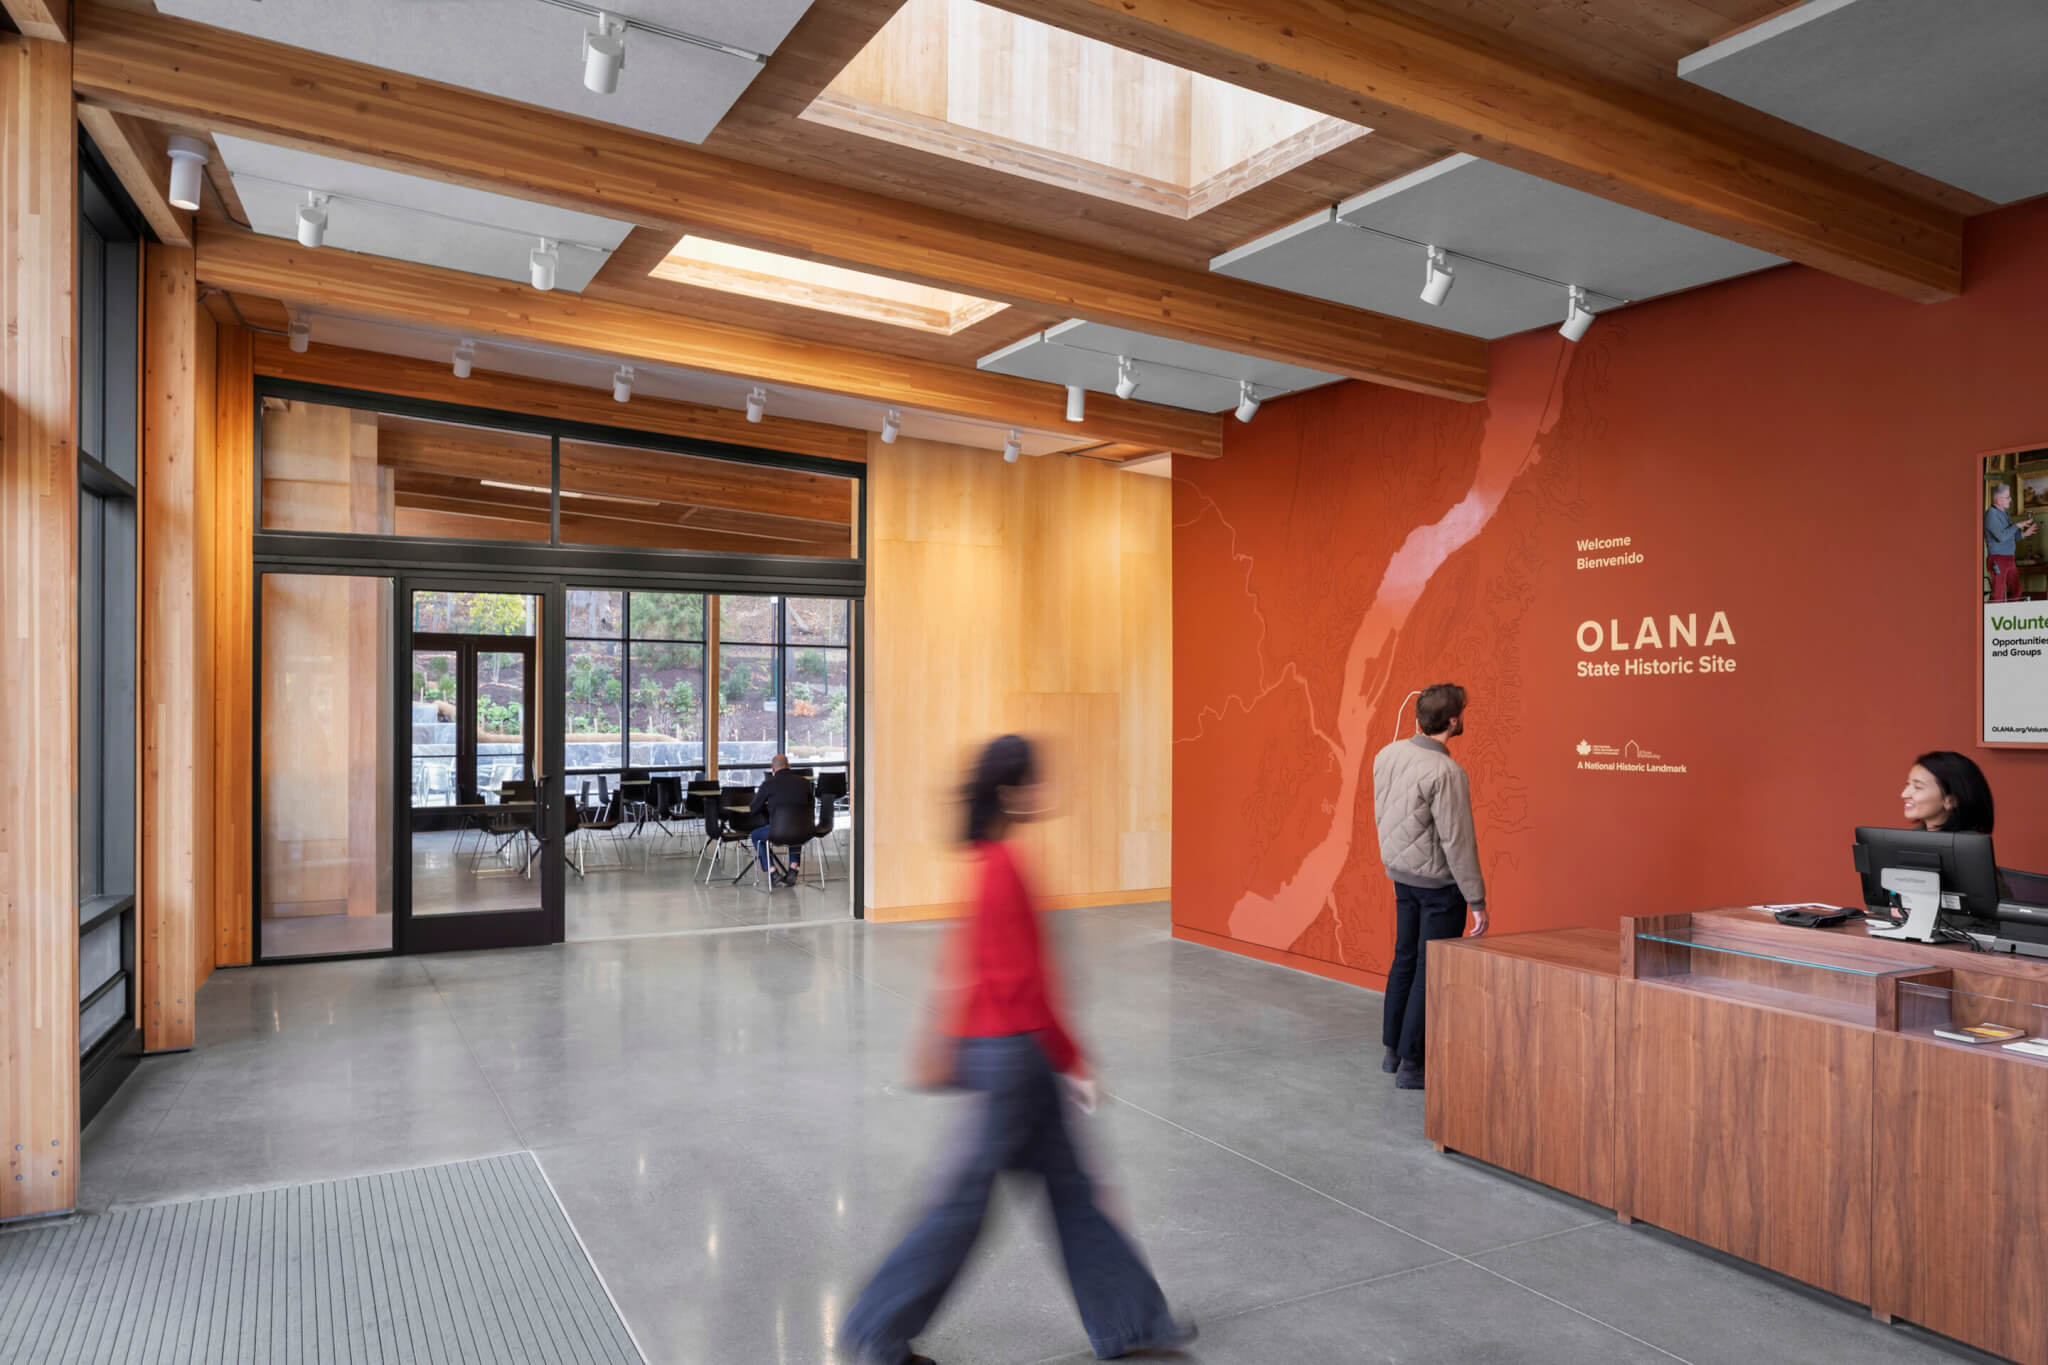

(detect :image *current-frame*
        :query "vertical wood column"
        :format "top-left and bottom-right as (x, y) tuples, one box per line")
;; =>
(140, 243), (215, 1051)
(0, 33), (80, 1221)
(210, 326), (253, 966)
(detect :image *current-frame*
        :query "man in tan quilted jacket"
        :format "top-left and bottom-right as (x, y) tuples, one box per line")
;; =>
(1372, 683), (1489, 1090)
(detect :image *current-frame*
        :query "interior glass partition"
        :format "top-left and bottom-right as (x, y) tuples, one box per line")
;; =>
(251, 376), (867, 956)
(258, 574), (396, 959)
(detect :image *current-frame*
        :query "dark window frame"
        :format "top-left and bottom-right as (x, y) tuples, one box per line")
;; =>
(77, 134), (147, 1123)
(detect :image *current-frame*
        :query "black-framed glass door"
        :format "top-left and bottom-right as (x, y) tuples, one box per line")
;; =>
(399, 579), (564, 952)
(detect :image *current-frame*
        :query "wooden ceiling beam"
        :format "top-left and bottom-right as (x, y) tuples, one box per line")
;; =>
(203, 228), (1227, 455)
(76, 105), (190, 245)
(981, 0), (1963, 303)
(71, 2), (1486, 401)
(253, 334), (869, 465)
(2, 0), (68, 42)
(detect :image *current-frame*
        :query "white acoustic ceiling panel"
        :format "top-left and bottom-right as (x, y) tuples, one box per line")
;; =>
(216, 136), (634, 293)
(1679, 0), (2048, 204)
(1212, 155), (1782, 339)
(978, 321), (1342, 414)
(156, 0), (803, 144)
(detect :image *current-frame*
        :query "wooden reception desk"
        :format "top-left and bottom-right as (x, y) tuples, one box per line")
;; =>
(1427, 910), (2048, 1365)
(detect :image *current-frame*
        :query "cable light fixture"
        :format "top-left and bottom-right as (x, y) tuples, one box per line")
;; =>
(880, 409), (901, 444)
(745, 386), (767, 423)
(287, 317), (311, 354)
(1559, 285), (1596, 342)
(296, 192), (329, 249)
(452, 340), (475, 378)
(583, 11), (627, 93)
(530, 238), (560, 291)
(1002, 429), (1022, 463)
(1113, 355), (1138, 401)
(612, 364), (634, 402)
(1234, 381), (1262, 424)
(1420, 244), (1454, 307)
(166, 136), (209, 212)
(1065, 384), (1086, 422)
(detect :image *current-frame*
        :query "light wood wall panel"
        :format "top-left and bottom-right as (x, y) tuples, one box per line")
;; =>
(1, 33), (80, 1221)
(140, 242), (216, 1051)
(211, 326), (254, 966)
(864, 438), (1170, 919)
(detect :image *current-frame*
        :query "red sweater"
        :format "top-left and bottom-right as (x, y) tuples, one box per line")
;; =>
(951, 840), (1081, 1072)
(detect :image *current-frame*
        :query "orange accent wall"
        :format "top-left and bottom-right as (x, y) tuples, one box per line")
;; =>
(1174, 197), (2048, 988)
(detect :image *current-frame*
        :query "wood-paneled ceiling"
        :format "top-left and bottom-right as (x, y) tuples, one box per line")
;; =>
(59, 0), (2000, 455)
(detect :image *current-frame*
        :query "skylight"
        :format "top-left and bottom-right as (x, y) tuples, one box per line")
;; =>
(805, 0), (1368, 218)
(650, 236), (1008, 335)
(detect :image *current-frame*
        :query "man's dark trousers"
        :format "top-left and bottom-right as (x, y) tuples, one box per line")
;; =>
(1382, 882), (1469, 1066)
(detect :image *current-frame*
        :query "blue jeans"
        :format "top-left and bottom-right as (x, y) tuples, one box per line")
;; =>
(842, 1035), (1176, 1363)
(750, 823), (798, 871)
(1383, 881), (1468, 1066)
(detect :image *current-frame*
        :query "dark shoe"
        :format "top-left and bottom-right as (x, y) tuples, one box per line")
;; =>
(1395, 1061), (1425, 1090)
(1118, 1320), (1199, 1356)
(1382, 1046), (1399, 1073)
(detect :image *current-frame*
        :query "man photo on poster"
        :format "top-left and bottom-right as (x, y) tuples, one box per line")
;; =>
(1984, 481), (2037, 604)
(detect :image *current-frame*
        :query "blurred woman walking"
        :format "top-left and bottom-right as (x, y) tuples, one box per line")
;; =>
(841, 734), (1194, 1365)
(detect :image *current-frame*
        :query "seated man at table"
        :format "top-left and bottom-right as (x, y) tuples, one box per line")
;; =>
(750, 755), (815, 887)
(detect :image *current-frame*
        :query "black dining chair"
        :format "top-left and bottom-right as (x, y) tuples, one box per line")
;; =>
(807, 795), (838, 883)
(695, 801), (752, 884)
(756, 798), (818, 890)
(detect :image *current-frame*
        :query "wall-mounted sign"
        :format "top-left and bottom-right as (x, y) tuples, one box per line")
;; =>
(1981, 445), (2048, 746)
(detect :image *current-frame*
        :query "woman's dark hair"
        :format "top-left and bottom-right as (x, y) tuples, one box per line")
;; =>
(964, 734), (1037, 843)
(1914, 750), (1995, 834)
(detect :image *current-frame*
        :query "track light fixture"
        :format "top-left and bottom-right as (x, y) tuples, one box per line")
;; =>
(287, 317), (311, 354)
(1559, 285), (1596, 342)
(745, 386), (767, 423)
(1114, 355), (1138, 401)
(1420, 244), (1454, 307)
(166, 135), (209, 213)
(1235, 380), (1262, 424)
(612, 364), (634, 403)
(1002, 429), (1022, 463)
(880, 408), (901, 444)
(452, 340), (474, 379)
(530, 238), (560, 292)
(1065, 384), (1086, 423)
(295, 192), (329, 249)
(584, 11), (628, 94)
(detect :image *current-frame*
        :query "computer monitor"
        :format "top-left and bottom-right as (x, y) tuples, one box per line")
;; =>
(1852, 827), (2003, 923)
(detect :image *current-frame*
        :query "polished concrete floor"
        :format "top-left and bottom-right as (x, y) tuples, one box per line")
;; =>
(259, 826), (855, 958)
(79, 906), (1991, 1365)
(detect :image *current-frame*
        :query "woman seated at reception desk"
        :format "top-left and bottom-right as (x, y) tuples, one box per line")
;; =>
(1899, 749), (1995, 835)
